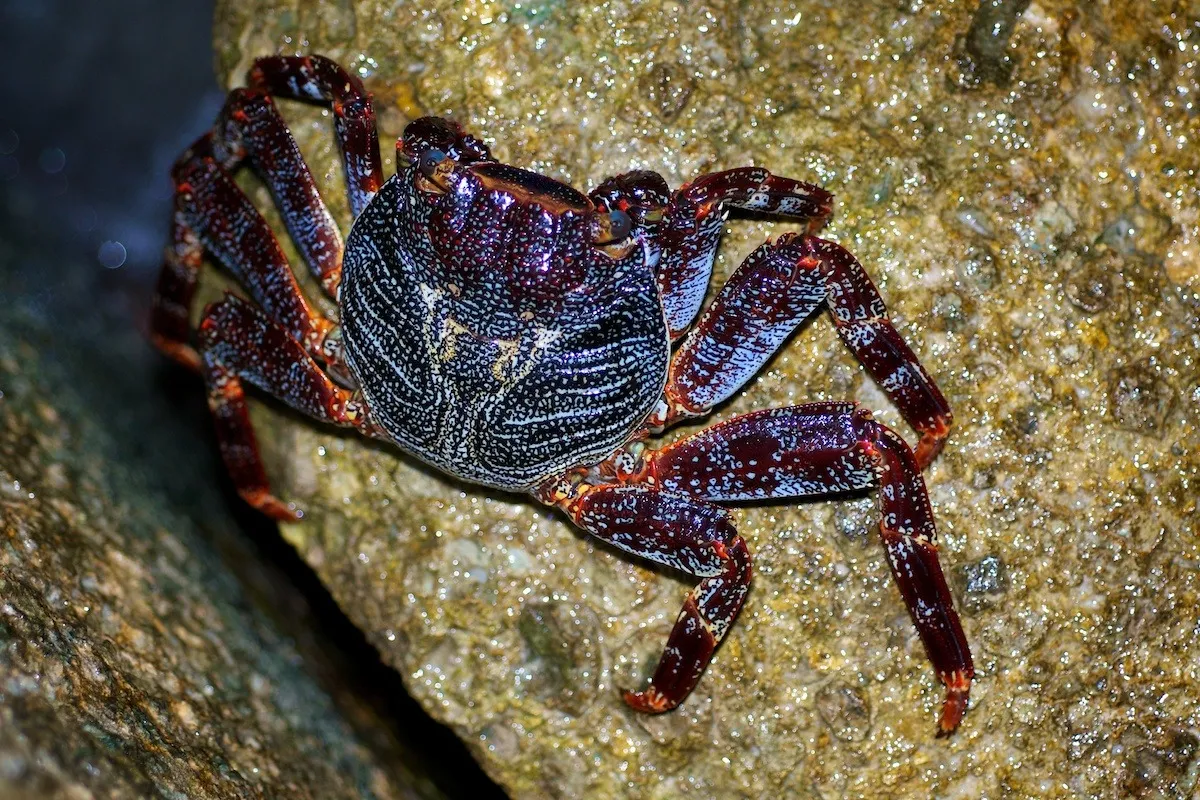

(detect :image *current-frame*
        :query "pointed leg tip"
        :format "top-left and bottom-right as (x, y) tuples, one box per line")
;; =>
(914, 417), (952, 470)
(914, 438), (943, 471)
(268, 503), (305, 523)
(149, 335), (203, 374)
(242, 490), (304, 522)
(622, 687), (675, 714)
(935, 675), (971, 738)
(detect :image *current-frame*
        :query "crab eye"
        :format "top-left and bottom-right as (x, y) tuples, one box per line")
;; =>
(416, 149), (456, 194)
(419, 149), (447, 179)
(608, 209), (632, 241)
(591, 209), (633, 245)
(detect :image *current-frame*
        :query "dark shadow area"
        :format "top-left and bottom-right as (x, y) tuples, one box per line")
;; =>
(0, 1), (504, 796)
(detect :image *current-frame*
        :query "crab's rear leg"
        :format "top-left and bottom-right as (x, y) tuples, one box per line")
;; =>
(591, 168), (833, 338)
(212, 87), (346, 297)
(200, 295), (370, 520)
(249, 55), (384, 220)
(618, 403), (972, 735)
(150, 208), (206, 371)
(149, 135), (335, 371)
(539, 483), (751, 714)
(657, 233), (953, 468)
(150, 56), (383, 368)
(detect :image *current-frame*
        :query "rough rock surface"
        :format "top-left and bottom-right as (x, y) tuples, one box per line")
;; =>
(210, 2), (1200, 797)
(0, 251), (432, 795)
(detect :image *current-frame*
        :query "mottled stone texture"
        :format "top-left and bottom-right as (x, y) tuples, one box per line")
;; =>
(210, 1), (1200, 797)
(0, 278), (426, 795)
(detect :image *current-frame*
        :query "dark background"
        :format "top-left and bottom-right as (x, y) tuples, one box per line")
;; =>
(1, 0), (223, 311)
(0, 1), (502, 795)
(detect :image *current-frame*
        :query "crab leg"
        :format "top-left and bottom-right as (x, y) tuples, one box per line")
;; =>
(541, 483), (751, 714)
(249, 55), (384, 220)
(199, 294), (368, 520)
(149, 206), (205, 371)
(212, 88), (345, 297)
(621, 402), (972, 735)
(654, 168), (833, 338)
(150, 134), (335, 370)
(659, 232), (953, 468)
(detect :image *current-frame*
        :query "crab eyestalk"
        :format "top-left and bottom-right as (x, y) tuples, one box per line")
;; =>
(417, 149), (457, 193)
(590, 208), (633, 245)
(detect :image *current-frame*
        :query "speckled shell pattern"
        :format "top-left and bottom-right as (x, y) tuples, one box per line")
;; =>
(339, 166), (670, 491)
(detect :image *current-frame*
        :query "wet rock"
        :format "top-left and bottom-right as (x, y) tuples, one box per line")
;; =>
(954, 244), (1000, 291)
(964, 554), (1007, 595)
(1007, 404), (1040, 437)
(209, 1), (1200, 797)
(814, 683), (872, 742)
(1063, 246), (1119, 314)
(931, 291), (966, 333)
(961, 555), (1008, 611)
(1120, 729), (1200, 799)
(517, 603), (602, 717)
(955, 0), (1033, 87)
(0, 302), (418, 797)
(639, 62), (695, 121)
(1110, 365), (1176, 435)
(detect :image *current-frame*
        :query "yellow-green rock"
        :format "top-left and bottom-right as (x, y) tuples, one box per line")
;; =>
(209, 2), (1200, 797)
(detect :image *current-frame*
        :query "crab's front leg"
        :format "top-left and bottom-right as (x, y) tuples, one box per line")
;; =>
(591, 168), (833, 338)
(616, 403), (972, 735)
(150, 133), (336, 372)
(538, 482), (751, 714)
(151, 56), (383, 370)
(658, 233), (953, 468)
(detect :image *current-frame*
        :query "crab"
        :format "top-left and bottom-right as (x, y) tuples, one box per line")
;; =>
(151, 55), (973, 736)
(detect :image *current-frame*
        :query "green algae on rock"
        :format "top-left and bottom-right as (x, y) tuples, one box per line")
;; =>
(210, 1), (1200, 797)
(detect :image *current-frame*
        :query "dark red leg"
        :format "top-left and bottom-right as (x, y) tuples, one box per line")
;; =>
(149, 204), (205, 371)
(803, 235), (952, 468)
(614, 402), (972, 735)
(199, 295), (368, 521)
(249, 55), (384, 220)
(654, 168), (833, 338)
(149, 134), (334, 364)
(655, 235), (825, 423)
(540, 482), (751, 714)
(658, 232), (952, 468)
(212, 88), (345, 297)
